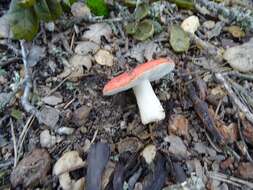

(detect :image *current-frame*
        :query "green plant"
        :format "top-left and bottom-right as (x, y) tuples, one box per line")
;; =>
(7, 0), (72, 41)
(125, 3), (159, 41)
(86, 0), (109, 17)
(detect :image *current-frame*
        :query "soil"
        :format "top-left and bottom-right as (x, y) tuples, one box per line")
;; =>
(1, 1), (253, 190)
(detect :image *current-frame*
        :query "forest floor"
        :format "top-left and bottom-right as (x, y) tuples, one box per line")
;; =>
(1, 0), (253, 190)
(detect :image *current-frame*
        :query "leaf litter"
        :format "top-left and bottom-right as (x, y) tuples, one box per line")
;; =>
(1, 0), (253, 190)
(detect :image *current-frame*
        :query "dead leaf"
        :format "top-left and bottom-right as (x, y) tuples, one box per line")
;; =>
(72, 105), (91, 126)
(59, 173), (84, 190)
(82, 23), (112, 44)
(164, 135), (188, 158)
(237, 162), (253, 179)
(168, 114), (189, 137)
(102, 161), (115, 189)
(127, 41), (160, 62)
(94, 49), (114, 66)
(141, 144), (156, 164)
(144, 42), (160, 61)
(58, 54), (92, 81)
(42, 94), (63, 106)
(71, 2), (91, 18)
(53, 151), (85, 176)
(75, 41), (99, 55)
(10, 149), (51, 188)
(227, 25), (245, 38)
(117, 137), (143, 154)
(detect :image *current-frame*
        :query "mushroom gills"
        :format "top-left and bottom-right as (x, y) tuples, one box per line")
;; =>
(133, 79), (165, 124)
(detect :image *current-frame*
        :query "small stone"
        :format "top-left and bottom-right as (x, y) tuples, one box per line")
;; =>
(42, 94), (63, 106)
(181, 15), (200, 34)
(203, 20), (215, 30)
(223, 38), (253, 72)
(40, 129), (57, 148)
(57, 127), (75, 135)
(94, 49), (114, 66)
(45, 22), (55, 32)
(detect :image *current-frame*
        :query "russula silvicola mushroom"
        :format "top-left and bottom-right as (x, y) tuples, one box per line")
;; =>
(103, 58), (175, 125)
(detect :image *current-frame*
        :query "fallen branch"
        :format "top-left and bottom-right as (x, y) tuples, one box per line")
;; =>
(20, 40), (41, 121)
(182, 71), (224, 144)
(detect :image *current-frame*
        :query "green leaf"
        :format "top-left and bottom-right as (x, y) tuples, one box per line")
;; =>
(134, 3), (149, 21)
(11, 108), (23, 120)
(8, 0), (39, 41)
(133, 19), (154, 41)
(34, 0), (52, 21)
(170, 25), (190, 53)
(18, 0), (36, 8)
(86, 0), (109, 17)
(168, 0), (194, 10)
(34, 0), (62, 21)
(125, 22), (138, 34)
(152, 20), (162, 34)
(46, 0), (63, 20)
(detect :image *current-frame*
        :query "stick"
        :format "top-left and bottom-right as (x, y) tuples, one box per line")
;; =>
(20, 40), (41, 122)
(10, 118), (17, 167)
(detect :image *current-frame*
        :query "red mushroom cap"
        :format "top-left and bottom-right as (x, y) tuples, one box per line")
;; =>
(103, 58), (175, 96)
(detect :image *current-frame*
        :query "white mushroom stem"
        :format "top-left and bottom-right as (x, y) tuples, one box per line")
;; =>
(133, 79), (165, 125)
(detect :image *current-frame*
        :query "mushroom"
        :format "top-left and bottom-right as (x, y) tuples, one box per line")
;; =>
(103, 58), (175, 125)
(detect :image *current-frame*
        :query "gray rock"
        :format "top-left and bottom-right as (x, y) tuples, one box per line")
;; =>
(223, 38), (253, 72)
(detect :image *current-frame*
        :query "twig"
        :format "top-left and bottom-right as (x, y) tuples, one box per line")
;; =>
(204, 129), (222, 153)
(10, 118), (17, 167)
(208, 171), (253, 188)
(237, 117), (253, 163)
(189, 33), (223, 63)
(0, 160), (13, 168)
(225, 71), (253, 81)
(20, 40), (41, 122)
(16, 115), (35, 162)
(0, 57), (20, 67)
(46, 75), (70, 96)
(60, 16), (126, 30)
(215, 73), (253, 125)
